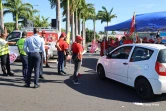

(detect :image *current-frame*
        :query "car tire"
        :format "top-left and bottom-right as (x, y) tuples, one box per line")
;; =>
(135, 78), (154, 99)
(97, 65), (106, 80)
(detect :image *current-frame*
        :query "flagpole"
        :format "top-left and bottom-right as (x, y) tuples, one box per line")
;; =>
(133, 12), (136, 43)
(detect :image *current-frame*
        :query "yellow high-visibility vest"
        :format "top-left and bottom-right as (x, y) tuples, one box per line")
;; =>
(0, 38), (9, 56)
(17, 38), (26, 56)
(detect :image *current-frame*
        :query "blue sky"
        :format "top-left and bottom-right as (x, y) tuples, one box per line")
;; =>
(3, 0), (166, 32)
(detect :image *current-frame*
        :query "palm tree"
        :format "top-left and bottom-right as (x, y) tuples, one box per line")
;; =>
(89, 10), (98, 40)
(48, 0), (61, 31)
(61, 0), (86, 42)
(33, 15), (49, 27)
(3, 0), (33, 30)
(18, 9), (39, 27)
(80, 3), (95, 47)
(97, 6), (117, 26)
(0, 0), (4, 30)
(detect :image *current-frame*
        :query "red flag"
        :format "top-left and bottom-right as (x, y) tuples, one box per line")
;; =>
(124, 12), (135, 37)
(90, 40), (98, 53)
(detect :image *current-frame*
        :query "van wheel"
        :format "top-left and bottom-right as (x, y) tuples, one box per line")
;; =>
(135, 78), (154, 99)
(97, 65), (106, 80)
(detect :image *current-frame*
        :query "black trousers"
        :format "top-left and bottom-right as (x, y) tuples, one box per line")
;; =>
(26, 52), (41, 85)
(64, 55), (67, 67)
(0, 54), (11, 74)
(39, 52), (43, 75)
(20, 55), (28, 80)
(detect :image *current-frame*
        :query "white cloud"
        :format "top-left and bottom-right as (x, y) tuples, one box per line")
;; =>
(140, 4), (156, 8)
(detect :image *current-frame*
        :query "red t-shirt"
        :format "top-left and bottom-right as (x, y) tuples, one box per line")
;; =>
(123, 40), (133, 44)
(72, 42), (77, 53)
(57, 38), (68, 51)
(75, 43), (83, 54)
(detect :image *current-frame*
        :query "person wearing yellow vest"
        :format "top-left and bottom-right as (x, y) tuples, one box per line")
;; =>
(16, 31), (28, 81)
(0, 32), (16, 76)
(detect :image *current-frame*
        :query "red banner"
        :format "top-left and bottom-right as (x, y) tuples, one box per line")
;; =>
(90, 40), (98, 53)
(124, 12), (135, 37)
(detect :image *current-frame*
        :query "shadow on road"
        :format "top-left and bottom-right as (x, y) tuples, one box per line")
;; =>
(64, 73), (166, 103)
(81, 58), (98, 70)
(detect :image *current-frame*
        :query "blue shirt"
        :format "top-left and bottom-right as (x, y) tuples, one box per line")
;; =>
(24, 34), (46, 60)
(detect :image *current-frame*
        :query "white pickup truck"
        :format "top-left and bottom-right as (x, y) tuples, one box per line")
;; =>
(6, 29), (59, 59)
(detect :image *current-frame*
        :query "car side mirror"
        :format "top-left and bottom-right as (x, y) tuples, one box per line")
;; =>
(106, 53), (112, 58)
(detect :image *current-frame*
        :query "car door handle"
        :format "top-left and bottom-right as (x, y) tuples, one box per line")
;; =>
(123, 63), (128, 65)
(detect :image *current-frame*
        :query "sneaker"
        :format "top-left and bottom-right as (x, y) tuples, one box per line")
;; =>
(34, 84), (40, 88)
(24, 84), (30, 88)
(46, 64), (51, 68)
(73, 80), (81, 85)
(61, 71), (67, 74)
(2, 74), (8, 76)
(8, 72), (14, 76)
(39, 75), (44, 79)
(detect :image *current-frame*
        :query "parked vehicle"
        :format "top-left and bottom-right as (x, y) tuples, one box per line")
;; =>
(96, 43), (166, 99)
(87, 44), (99, 53)
(6, 28), (60, 59)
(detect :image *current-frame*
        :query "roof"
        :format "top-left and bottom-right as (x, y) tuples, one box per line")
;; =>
(105, 11), (166, 32)
(123, 43), (166, 50)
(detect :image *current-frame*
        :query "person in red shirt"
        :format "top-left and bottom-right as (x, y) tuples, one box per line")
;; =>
(41, 30), (51, 68)
(114, 38), (119, 48)
(142, 37), (149, 43)
(148, 39), (154, 43)
(123, 37), (133, 44)
(56, 32), (68, 75)
(97, 39), (104, 56)
(72, 35), (84, 84)
(63, 37), (69, 68)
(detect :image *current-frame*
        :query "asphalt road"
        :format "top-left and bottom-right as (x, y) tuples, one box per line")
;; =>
(0, 53), (166, 111)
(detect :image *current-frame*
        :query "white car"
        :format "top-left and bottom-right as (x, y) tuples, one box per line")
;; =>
(96, 44), (166, 99)
(87, 45), (99, 53)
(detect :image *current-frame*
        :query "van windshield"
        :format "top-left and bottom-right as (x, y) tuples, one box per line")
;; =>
(6, 32), (21, 41)
(157, 49), (166, 63)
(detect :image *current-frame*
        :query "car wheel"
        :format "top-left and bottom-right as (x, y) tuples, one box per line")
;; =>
(135, 78), (154, 99)
(97, 65), (106, 80)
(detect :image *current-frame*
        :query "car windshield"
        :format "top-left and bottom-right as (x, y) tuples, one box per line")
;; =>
(157, 49), (166, 63)
(88, 45), (92, 47)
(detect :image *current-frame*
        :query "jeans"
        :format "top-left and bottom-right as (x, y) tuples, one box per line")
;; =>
(0, 54), (11, 74)
(20, 55), (28, 80)
(58, 51), (64, 73)
(26, 52), (41, 85)
(73, 59), (82, 81)
(64, 55), (66, 67)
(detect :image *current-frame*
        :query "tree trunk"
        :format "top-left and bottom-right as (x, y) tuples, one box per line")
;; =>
(106, 22), (108, 40)
(75, 10), (78, 36)
(82, 20), (86, 48)
(93, 19), (96, 40)
(71, 13), (75, 42)
(56, 0), (61, 32)
(78, 18), (81, 35)
(15, 13), (18, 30)
(0, 0), (4, 31)
(66, 0), (70, 37)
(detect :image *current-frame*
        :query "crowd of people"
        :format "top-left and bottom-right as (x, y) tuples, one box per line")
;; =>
(0, 28), (84, 88)
(98, 35), (164, 56)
